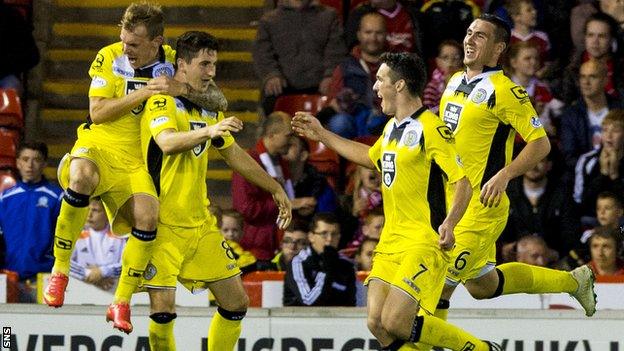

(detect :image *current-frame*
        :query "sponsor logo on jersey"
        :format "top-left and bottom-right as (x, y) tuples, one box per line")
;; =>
(437, 125), (455, 143)
(511, 86), (531, 104)
(443, 103), (462, 131)
(91, 53), (105, 72)
(36, 196), (49, 208)
(381, 152), (396, 187)
(143, 263), (157, 280)
(152, 62), (174, 77)
(471, 88), (487, 103)
(404, 130), (419, 147)
(90, 76), (107, 88)
(149, 97), (168, 111)
(190, 121), (208, 156)
(530, 116), (542, 128)
(150, 116), (170, 128)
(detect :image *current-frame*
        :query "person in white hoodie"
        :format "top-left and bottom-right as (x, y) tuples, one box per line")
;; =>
(70, 199), (127, 292)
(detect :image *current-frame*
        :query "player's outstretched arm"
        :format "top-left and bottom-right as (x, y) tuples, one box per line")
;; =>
(154, 117), (242, 155)
(291, 112), (375, 169)
(480, 136), (550, 207)
(219, 142), (292, 229)
(438, 176), (472, 250)
(89, 86), (155, 124)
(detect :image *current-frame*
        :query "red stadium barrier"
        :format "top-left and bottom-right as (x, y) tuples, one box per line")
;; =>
(0, 89), (24, 130)
(273, 94), (328, 117)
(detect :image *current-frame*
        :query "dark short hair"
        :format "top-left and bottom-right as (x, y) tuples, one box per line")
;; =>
(584, 12), (618, 40)
(310, 212), (340, 232)
(437, 39), (463, 57)
(286, 217), (310, 233)
(597, 191), (624, 209)
(380, 52), (427, 97)
(17, 141), (48, 160)
(478, 13), (511, 46)
(175, 31), (219, 63)
(590, 226), (623, 253)
(356, 237), (379, 256)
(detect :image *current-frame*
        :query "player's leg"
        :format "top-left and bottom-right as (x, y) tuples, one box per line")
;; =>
(380, 248), (496, 351)
(367, 279), (397, 348)
(45, 156), (99, 307)
(148, 288), (177, 351)
(207, 276), (249, 351)
(465, 263), (596, 316)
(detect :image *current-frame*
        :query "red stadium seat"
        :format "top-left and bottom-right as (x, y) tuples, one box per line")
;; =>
(0, 128), (19, 169)
(0, 89), (23, 129)
(273, 94), (328, 117)
(307, 140), (340, 188)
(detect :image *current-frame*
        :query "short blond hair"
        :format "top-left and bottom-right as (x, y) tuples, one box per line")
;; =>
(120, 2), (164, 39)
(603, 108), (624, 130)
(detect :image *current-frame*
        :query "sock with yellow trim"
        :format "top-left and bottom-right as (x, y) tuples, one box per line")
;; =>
(52, 189), (90, 275)
(208, 307), (245, 350)
(494, 263), (577, 297)
(114, 227), (156, 303)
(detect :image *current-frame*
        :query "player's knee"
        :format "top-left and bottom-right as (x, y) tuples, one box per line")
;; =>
(380, 309), (406, 336)
(133, 202), (159, 231)
(366, 315), (384, 337)
(150, 312), (177, 324)
(217, 307), (247, 321)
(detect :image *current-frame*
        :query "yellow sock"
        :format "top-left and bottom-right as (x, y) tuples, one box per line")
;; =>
(149, 319), (175, 351)
(208, 308), (244, 351)
(399, 342), (421, 350)
(114, 229), (156, 303)
(415, 315), (490, 351)
(416, 302), (449, 351)
(52, 192), (90, 275)
(498, 262), (577, 295)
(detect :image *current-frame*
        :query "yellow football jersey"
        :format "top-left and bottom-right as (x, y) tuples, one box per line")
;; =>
(85, 42), (176, 162)
(369, 107), (465, 254)
(439, 68), (546, 221)
(141, 94), (234, 227)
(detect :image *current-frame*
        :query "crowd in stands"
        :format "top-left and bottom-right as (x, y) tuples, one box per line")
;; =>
(1, 0), (623, 306)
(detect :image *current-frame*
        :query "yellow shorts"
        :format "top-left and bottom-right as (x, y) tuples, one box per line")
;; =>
(140, 220), (241, 292)
(445, 217), (507, 284)
(57, 137), (156, 234)
(365, 245), (450, 315)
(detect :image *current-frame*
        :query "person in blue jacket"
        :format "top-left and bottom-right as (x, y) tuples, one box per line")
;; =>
(0, 142), (62, 302)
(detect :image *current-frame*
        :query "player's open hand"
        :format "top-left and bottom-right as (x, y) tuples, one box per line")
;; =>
(479, 169), (510, 207)
(147, 76), (187, 96)
(272, 189), (292, 230)
(437, 221), (455, 251)
(205, 117), (243, 139)
(292, 112), (324, 141)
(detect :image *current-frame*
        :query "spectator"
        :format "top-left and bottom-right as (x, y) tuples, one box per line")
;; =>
(284, 136), (337, 218)
(570, 0), (624, 58)
(515, 235), (555, 267)
(283, 212), (356, 306)
(588, 226), (624, 278)
(220, 209), (258, 273)
(346, 206), (384, 251)
(419, 0), (479, 58)
(506, 0), (551, 72)
(345, 0), (423, 54)
(270, 219), (309, 271)
(0, 2), (40, 96)
(505, 42), (557, 135)
(580, 192), (624, 249)
(423, 40), (463, 114)
(325, 12), (387, 139)
(253, 0), (346, 113)
(560, 60), (622, 175)
(70, 199), (126, 292)
(561, 12), (624, 104)
(502, 149), (580, 261)
(232, 112), (295, 262)
(339, 164), (382, 247)
(0, 142), (62, 302)
(355, 237), (377, 271)
(574, 109), (624, 217)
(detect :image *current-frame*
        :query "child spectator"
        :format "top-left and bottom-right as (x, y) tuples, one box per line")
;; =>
(346, 207), (384, 252)
(423, 40), (463, 114)
(588, 226), (624, 279)
(270, 219), (309, 271)
(505, 41), (557, 135)
(355, 237), (378, 271)
(220, 209), (257, 273)
(70, 199), (126, 292)
(581, 192), (624, 244)
(506, 0), (551, 74)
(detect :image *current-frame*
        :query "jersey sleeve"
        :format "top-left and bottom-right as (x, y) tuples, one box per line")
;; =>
(211, 111), (235, 150)
(497, 82), (547, 142)
(88, 46), (116, 98)
(424, 115), (465, 184)
(144, 95), (178, 138)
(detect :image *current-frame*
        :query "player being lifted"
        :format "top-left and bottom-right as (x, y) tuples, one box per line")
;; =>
(44, 2), (227, 333)
(294, 52), (500, 351)
(434, 14), (596, 322)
